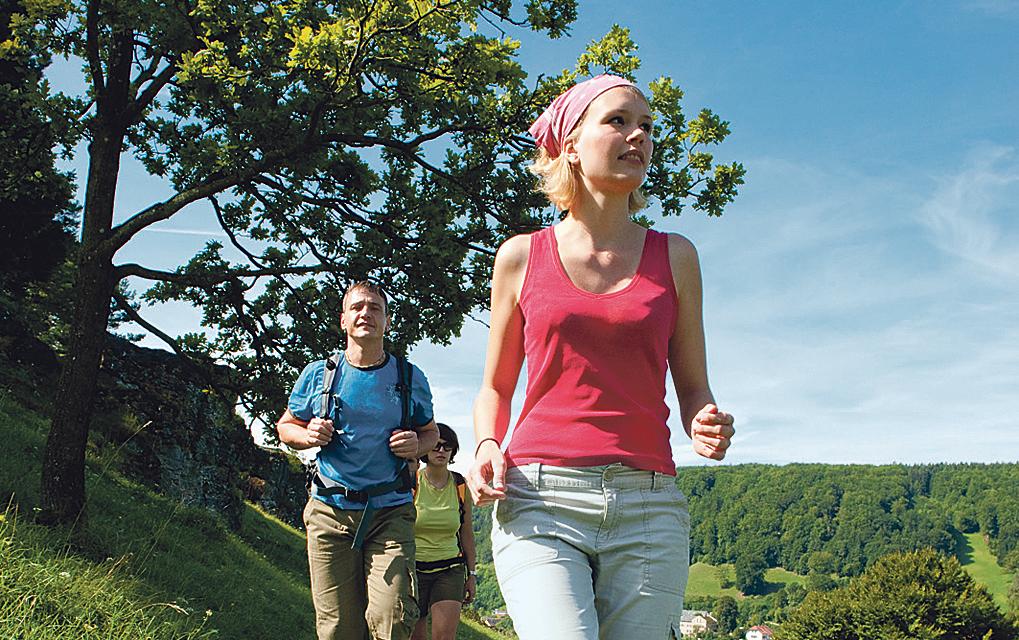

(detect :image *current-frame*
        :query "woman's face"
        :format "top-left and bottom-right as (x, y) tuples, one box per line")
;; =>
(565, 87), (653, 196)
(426, 438), (452, 467)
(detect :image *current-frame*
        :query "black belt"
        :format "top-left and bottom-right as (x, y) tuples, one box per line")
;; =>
(312, 466), (414, 549)
(417, 556), (465, 573)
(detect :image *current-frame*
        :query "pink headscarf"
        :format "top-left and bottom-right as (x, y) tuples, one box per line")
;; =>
(528, 74), (637, 158)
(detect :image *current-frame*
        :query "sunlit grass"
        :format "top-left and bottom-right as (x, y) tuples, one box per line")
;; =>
(686, 561), (816, 599)
(1, 506), (213, 640)
(686, 562), (740, 598)
(959, 532), (1013, 610)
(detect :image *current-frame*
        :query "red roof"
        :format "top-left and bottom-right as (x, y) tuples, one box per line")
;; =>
(750, 625), (774, 635)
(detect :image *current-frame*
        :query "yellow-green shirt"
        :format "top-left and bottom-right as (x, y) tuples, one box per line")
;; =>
(414, 470), (461, 563)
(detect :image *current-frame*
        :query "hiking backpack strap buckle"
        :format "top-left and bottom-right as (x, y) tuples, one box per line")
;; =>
(318, 353), (341, 419)
(394, 354), (414, 431)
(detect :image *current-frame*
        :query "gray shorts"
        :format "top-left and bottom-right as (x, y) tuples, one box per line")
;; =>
(492, 463), (690, 640)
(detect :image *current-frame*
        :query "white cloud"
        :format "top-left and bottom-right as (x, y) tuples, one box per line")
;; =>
(141, 227), (229, 238)
(919, 145), (1019, 280)
(663, 151), (1019, 465)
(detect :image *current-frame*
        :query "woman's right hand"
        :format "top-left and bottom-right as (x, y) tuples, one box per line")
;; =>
(467, 439), (507, 506)
(690, 404), (734, 460)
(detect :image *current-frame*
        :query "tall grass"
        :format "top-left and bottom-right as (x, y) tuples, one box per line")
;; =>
(0, 506), (212, 639)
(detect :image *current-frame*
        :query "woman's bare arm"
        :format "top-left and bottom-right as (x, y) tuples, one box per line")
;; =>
(666, 234), (734, 460)
(469, 234), (530, 503)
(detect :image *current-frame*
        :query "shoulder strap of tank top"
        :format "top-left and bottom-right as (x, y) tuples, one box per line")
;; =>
(643, 229), (672, 276)
(520, 227), (552, 300)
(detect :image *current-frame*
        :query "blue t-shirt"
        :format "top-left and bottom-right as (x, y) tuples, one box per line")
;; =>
(289, 354), (433, 510)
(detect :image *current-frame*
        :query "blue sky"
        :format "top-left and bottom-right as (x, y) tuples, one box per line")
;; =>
(56, 1), (1019, 470)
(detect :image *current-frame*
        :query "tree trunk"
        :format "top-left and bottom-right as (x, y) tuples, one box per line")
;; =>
(37, 19), (136, 525)
(37, 130), (122, 525)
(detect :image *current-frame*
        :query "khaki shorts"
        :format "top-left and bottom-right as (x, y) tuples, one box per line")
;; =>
(304, 498), (418, 640)
(416, 563), (466, 612)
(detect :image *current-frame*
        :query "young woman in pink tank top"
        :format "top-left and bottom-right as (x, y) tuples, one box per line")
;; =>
(466, 75), (735, 640)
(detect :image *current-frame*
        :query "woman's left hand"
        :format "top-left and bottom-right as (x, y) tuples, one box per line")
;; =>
(691, 404), (735, 460)
(463, 575), (476, 605)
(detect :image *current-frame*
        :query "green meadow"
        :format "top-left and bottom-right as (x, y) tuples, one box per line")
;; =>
(686, 549), (1011, 608)
(685, 562), (808, 600)
(958, 532), (1014, 610)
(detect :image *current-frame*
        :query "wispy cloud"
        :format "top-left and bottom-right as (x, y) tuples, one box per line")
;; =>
(141, 227), (229, 238)
(669, 151), (1019, 466)
(963, 0), (1019, 17)
(919, 145), (1019, 280)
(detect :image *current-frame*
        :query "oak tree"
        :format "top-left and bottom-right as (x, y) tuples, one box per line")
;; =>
(5, 0), (743, 524)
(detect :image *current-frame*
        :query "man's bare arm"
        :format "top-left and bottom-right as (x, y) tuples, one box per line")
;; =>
(277, 409), (333, 449)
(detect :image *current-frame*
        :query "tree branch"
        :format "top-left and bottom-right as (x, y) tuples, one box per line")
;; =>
(101, 160), (279, 256)
(125, 61), (179, 123)
(369, 0), (459, 38)
(230, 185), (327, 335)
(114, 262), (331, 284)
(111, 290), (241, 408)
(210, 196), (266, 268)
(85, 0), (105, 95)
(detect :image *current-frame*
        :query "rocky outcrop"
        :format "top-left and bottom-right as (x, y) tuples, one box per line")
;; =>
(244, 448), (309, 529)
(99, 336), (307, 529)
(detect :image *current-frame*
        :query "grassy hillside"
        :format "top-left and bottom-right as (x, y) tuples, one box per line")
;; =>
(687, 550), (1011, 609)
(0, 391), (503, 639)
(958, 531), (1014, 610)
(685, 562), (807, 599)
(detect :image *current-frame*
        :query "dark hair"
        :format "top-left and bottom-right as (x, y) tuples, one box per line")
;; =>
(342, 279), (388, 310)
(420, 422), (459, 464)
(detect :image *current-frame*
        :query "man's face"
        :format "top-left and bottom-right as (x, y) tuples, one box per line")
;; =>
(340, 287), (388, 340)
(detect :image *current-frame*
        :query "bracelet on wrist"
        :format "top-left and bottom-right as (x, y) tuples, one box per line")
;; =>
(474, 437), (500, 456)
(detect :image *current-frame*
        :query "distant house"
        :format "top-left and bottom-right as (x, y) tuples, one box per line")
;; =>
(746, 624), (774, 640)
(680, 610), (717, 637)
(482, 609), (509, 628)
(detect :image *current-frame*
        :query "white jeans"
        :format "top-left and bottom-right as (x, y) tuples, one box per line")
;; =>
(491, 463), (690, 640)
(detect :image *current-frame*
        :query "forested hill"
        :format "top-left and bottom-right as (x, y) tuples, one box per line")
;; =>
(675, 463), (1019, 577)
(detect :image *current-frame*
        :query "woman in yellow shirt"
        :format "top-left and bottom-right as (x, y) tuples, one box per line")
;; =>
(412, 423), (477, 640)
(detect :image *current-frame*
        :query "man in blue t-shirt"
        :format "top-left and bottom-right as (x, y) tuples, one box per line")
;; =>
(278, 280), (438, 640)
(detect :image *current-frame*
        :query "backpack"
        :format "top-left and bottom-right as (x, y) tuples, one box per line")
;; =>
(305, 352), (416, 491)
(309, 352), (417, 548)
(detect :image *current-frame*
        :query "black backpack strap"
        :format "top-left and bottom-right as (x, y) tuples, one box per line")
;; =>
(318, 353), (341, 419)
(393, 354), (415, 492)
(452, 470), (467, 560)
(452, 471), (466, 523)
(394, 354), (414, 431)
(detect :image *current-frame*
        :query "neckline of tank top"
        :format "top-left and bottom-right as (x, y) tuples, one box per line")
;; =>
(547, 225), (653, 298)
(420, 468), (452, 491)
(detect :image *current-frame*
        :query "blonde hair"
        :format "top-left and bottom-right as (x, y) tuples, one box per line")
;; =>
(529, 86), (649, 214)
